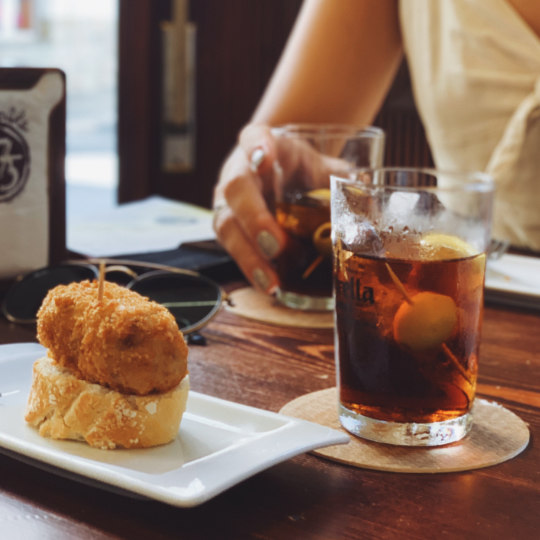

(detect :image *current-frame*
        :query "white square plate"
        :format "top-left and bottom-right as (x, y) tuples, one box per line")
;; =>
(0, 343), (348, 507)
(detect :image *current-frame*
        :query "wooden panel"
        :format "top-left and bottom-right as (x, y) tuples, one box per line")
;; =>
(118, 0), (302, 208)
(117, 0), (168, 203)
(117, 3), (432, 209)
(374, 61), (434, 168)
(163, 0), (304, 207)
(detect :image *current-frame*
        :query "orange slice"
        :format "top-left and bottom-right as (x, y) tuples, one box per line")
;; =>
(419, 233), (477, 261)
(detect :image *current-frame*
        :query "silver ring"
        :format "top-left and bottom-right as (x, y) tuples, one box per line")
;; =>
(212, 201), (228, 213)
(212, 200), (229, 228)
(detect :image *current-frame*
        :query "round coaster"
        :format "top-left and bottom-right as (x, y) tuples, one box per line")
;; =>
(279, 387), (530, 473)
(226, 287), (334, 329)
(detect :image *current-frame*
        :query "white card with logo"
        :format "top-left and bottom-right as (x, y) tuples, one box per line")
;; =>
(0, 70), (65, 279)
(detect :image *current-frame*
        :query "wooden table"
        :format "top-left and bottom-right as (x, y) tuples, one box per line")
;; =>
(0, 282), (539, 539)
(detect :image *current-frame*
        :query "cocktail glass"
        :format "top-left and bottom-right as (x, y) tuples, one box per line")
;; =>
(271, 124), (385, 311)
(331, 167), (494, 446)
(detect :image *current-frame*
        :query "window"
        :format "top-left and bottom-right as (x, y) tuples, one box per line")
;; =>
(0, 0), (118, 217)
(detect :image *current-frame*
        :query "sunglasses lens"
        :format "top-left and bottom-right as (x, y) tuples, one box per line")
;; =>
(104, 268), (138, 286)
(2, 264), (98, 323)
(128, 271), (222, 333)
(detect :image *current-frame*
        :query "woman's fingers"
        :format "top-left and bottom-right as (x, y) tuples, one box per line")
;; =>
(213, 138), (286, 293)
(213, 202), (279, 293)
(222, 166), (285, 256)
(238, 124), (278, 176)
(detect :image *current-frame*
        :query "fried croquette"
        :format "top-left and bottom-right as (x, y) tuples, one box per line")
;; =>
(37, 280), (188, 395)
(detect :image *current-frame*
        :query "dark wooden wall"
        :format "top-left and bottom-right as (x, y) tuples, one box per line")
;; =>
(187, 0), (305, 208)
(118, 0), (303, 208)
(375, 61), (434, 169)
(117, 0), (432, 209)
(117, 0), (167, 205)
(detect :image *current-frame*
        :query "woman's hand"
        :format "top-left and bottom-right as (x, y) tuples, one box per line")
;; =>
(212, 124), (287, 294)
(212, 0), (403, 293)
(213, 123), (352, 293)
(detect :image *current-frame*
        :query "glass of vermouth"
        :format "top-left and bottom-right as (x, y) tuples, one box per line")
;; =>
(330, 167), (494, 446)
(271, 124), (385, 311)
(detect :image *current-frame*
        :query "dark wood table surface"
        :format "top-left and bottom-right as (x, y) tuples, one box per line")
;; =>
(0, 280), (539, 540)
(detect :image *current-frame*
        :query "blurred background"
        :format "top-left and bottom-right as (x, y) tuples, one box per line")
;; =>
(0, 0), (428, 218)
(0, 0), (118, 217)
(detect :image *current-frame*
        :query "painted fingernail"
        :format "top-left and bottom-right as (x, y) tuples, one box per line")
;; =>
(257, 230), (280, 259)
(250, 147), (265, 172)
(253, 267), (272, 292)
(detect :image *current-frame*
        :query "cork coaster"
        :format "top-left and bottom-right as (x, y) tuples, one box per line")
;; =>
(226, 287), (334, 329)
(280, 387), (530, 473)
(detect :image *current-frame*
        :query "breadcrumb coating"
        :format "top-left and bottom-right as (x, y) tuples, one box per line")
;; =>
(37, 280), (188, 395)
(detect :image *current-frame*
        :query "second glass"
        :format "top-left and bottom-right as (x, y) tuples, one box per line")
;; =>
(271, 124), (385, 311)
(331, 168), (494, 446)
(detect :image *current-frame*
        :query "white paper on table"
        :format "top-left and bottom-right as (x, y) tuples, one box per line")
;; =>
(485, 253), (540, 310)
(67, 195), (215, 257)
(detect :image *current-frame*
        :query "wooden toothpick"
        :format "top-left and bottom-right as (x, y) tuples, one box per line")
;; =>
(302, 255), (324, 279)
(98, 260), (106, 302)
(385, 263), (413, 304)
(442, 343), (473, 385)
(386, 261), (472, 388)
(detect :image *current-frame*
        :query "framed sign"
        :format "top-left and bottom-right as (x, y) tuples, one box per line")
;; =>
(0, 68), (66, 286)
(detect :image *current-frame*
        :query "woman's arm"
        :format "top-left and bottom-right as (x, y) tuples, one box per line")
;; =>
(213, 0), (403, 294)
(253, 0), (403, 126)
(507, 0), (540, 38)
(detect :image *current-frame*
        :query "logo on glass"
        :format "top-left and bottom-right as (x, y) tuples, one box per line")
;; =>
(0, 109), (30, 203)
(335, 277), (374, 305)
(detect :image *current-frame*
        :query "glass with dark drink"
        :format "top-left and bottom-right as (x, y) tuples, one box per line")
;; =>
(271, 124), (385, 311)
(331, 168), (494, 446)
(274, 190), (332, 303)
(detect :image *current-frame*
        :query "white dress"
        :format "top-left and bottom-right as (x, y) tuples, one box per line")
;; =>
(399, 0), (540, 250)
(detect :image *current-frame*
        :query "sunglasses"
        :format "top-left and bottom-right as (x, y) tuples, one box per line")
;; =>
(2, 259), (227, 343)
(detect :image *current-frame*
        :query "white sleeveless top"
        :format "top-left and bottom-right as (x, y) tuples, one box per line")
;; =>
(399, 0), (540, 250)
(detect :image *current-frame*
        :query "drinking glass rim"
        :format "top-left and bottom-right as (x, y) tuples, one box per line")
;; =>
(271, 124), (385, 140)
(331, 167), (495, 193)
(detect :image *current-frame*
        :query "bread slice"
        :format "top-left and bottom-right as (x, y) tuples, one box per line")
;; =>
(25, 356), (189, 449)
